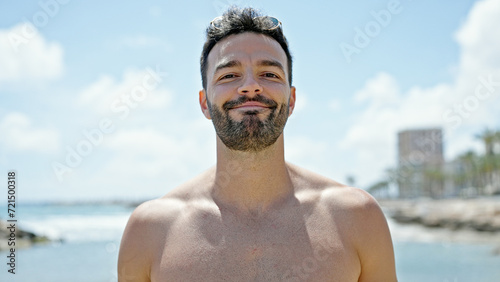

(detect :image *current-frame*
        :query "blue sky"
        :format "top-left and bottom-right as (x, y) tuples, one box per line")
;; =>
(1, 0), (499, 202)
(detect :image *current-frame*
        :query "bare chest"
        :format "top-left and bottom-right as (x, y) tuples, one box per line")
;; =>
(152, 209), (360, 281)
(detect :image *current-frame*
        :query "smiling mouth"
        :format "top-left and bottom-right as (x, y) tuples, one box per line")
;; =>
(231, 102), (271, 110)
(222, 95), (279, 112)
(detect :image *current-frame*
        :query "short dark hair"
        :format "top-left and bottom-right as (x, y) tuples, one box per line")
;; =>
(200, 7), (293, 90)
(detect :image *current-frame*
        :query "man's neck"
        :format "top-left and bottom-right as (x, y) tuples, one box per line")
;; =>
(211, 135), (294, 216)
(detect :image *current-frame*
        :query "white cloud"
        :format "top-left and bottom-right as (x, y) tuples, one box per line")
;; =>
(52, 66), (205, 198)
(341, 0), (500, 188)
(104, 129), (192, 176)
(455, 0), (500, 75)
(77, 68), (172, 116)
(0, 112), (60, 153)
(0, 23), (64, 82)
(354, 72), (400, 104)
(286, 136), (328, 163)
(77, 122), (216, 198)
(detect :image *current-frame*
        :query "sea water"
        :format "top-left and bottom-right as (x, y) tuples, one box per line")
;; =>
(0, 203), (499, 282)
(0, 203), (130, 282)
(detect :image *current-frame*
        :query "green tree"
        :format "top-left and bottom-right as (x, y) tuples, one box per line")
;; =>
(475, 129), (500, 194)
(455, 150), (482, 195)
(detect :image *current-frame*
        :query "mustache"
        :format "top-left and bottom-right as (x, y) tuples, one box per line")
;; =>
(222, 95), (278, 111)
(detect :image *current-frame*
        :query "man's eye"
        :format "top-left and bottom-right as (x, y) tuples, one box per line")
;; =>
(221, 74), (236, 80)
(263, 73), (279, 78)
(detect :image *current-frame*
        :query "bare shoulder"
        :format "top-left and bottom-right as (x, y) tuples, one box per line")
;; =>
(119, 168), (214, 252)
(118, 197), (185, 281)
(118, 168), (214, 281)
(131, 197), (185, 223)
(287, 162), (382, 213)
(323, 183), (382, 214)
(286, 162), (343, 192)
(327, 187), (397, 281)
(287, 163), (397, 281)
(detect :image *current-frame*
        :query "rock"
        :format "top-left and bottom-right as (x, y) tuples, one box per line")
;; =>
(391, 210), (420, 224)
(492, 246), (500, 256)
(421, 215), (444, 228)
(0, 220), (50, 251)
(381, 197), (500, 234)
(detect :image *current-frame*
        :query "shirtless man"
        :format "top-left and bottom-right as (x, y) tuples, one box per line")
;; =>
(118, 7), (397, 282)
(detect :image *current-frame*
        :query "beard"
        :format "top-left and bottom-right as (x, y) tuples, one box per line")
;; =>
(207, 95), (289, 152)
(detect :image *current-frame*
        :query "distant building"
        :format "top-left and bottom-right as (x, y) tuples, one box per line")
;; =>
(397, 128), (445, 198)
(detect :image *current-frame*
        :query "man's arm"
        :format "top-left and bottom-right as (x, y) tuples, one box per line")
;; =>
(118, 202), (157, 282)
(352, 190), (398, 282)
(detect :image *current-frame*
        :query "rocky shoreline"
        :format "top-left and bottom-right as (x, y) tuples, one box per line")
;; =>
(0, 220), (50, 251)
(379, 197), (500, 233)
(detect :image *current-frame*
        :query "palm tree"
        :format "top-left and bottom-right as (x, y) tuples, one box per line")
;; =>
(455, 150), (482, 195)
(386, 166), (419, 198)
(476, 128), (496, 156)
(422, 165), (446, 198)
(475, 129), (500, 194)
(367, 180), (389, 198)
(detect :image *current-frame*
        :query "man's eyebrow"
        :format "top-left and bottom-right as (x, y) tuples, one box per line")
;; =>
(214, 59), (285, 74)
(214, 60), (241, 74)
(257, 59), (284, 72)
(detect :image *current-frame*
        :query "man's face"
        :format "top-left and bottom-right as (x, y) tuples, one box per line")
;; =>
(200, 32), (296, 152)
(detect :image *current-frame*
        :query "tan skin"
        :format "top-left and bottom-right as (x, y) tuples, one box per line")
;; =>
(118, 32), (397, 282)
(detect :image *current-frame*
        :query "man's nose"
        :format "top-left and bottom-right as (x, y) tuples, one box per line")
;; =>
(237, 75), (263, 96)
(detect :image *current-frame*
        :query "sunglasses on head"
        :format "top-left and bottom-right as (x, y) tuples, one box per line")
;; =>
(210, 16), (282, 31)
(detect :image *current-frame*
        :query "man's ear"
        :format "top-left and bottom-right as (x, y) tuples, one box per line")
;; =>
(199, 89), (211, 119)
(288, 86), (296, 117)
